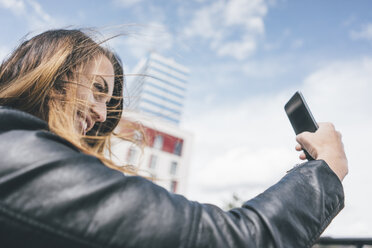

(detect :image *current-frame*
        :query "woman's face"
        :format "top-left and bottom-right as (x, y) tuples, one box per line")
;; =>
(75, 55), (115, 135)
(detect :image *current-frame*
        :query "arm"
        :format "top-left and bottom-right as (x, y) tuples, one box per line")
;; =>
(0, 124), (345, 248)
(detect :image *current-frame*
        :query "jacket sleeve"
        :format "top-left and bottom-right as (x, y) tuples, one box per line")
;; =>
(0, 129), (344, 248)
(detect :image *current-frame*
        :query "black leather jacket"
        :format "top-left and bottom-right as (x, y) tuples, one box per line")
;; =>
(0, 107), (344, 248)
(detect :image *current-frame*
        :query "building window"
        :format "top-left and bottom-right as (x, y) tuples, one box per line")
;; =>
(173, 140), (182, 156)
(153, 135), (164, 150)
(170, 161), (178, 176)
(170, 180), (178, 193)
(148, 154), (157, 170)
(127, 147), (137, 165)
(133, 130), (143, 143)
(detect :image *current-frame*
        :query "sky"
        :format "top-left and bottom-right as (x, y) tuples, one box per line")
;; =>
(1, 0), (372, 238)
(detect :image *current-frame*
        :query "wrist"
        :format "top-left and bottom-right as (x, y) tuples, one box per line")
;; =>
(317, 154), (348, 182)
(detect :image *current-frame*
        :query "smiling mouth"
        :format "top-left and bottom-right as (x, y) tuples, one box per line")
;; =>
(77, 111), (93, 135)
(77, 116), (87, 135)
(81, 119), (88, 134)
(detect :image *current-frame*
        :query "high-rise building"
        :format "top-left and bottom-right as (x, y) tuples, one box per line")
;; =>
(127, 52), (189, 125)
(110, 53), (192, 195)
(111, 111), (193, 195)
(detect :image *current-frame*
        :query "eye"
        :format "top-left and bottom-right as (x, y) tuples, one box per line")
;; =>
(93, 82), (106, 101)
(94, 82), (105, 93)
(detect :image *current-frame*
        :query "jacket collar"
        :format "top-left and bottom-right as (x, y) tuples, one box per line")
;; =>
(0, 106), (49, 132)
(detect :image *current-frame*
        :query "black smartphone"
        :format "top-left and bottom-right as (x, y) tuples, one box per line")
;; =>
(284, 91), (318, 160)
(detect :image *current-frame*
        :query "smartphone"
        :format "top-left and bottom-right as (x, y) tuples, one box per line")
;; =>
(284, 91), (318, 160)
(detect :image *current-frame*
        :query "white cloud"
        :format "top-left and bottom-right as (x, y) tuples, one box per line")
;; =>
(186, 57), (372, 237)
(116, 23), (174, 66)
(262, 28), (291, 51)
(112, 0), (167, 25)
(0, 0), (25, 14)
(183, 0), (269, 60)
(342, 14), (357, 27)
(28, 0), (53, 23)
(113, 0), (143, 8)
(0, 0), (58, 31)
(291, 38), (304, 49)
(216, 35), (257, 59)
(184, 1), (224, 40)
(224, 0), (266, 32)
(184, 90), (298, 204)
(350, 23), (372, 43)
(242, 58), (290, 78)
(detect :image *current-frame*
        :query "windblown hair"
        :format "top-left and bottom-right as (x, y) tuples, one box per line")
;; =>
(0, 29), (138, 173)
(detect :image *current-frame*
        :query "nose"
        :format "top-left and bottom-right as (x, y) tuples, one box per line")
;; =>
(91, 102), (107, 123)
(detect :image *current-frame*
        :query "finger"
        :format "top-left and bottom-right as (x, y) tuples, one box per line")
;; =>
(295, 144), (302, 151)
(296, 131), (314, 151)
(296, 131), (310, 143)
(318, 122), (335, 131)
(299, 152), (307, 160)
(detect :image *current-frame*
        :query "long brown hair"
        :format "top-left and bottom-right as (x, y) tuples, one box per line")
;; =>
(0, 29), (137, 173)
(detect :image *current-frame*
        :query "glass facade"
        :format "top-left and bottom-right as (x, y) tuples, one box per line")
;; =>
(128, 53), (189, 125)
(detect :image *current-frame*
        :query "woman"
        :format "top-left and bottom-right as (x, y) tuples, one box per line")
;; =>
(0, 29), (347, 248)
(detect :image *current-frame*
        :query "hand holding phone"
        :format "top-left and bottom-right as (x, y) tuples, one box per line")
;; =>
(285, 91), (318, 160)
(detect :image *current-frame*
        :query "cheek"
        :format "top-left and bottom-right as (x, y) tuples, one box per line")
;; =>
(76, 88), (94, 112)
(76, 86), (94, 105)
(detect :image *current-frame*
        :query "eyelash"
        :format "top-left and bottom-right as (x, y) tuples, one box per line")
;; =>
(93, 83), (107, 101)
(94, 83), (105, 93)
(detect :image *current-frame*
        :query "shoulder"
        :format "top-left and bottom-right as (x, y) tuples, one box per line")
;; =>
(0, 106), (49, 131)
(0, 108), (193, 247)
(0, 107), (82, 169)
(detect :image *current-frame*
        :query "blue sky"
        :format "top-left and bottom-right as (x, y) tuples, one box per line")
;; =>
(1, 0), (372, 238)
